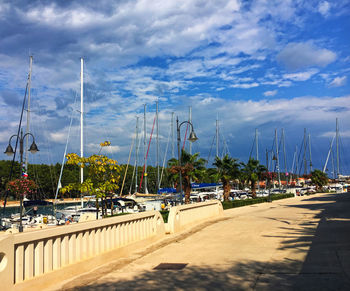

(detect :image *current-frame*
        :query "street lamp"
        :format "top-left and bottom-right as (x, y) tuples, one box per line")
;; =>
(176, 117), (198, 203)
(4, 129), (39, 232)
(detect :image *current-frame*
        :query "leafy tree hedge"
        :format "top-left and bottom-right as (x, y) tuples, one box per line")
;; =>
(221, 193), (294, 210)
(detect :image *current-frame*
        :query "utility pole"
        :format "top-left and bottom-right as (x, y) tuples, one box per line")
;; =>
(25, 56), (33, 172)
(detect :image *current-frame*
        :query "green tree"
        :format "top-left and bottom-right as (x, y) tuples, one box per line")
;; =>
(60, 153), (122, 216)
(310, 169), (328, 191)
(243, 158), (267, 198)
(168, 150), (206, 204)
(213, 155), (241, 201)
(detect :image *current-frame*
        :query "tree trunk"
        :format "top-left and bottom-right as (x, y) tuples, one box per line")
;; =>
(95, 198), (99, 219)
(223, 182), (231, 201)
(185, 185), (191, 204)
(251, 180), (256, 198)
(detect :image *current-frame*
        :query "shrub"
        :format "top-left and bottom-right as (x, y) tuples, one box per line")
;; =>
(222, 193), (294, 210)
(160, 210), (169, 223)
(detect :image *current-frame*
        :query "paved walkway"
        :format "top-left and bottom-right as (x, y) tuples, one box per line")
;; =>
(56, 193), (350, 291)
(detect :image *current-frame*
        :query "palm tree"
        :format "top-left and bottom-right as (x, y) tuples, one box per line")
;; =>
(213, 155), (241, 201)
(310, 169), (328, 191)
(168, 150), (206, 204)
(243, 158), (267, 198)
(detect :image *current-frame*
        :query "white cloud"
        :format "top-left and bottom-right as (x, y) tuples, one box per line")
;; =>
(277, 42), (336, 70)
(231, 82), (259, 89)
(50, 132), (67, 143)
(321, 130), (350, 138)
(329, 76), (347, 87)
(283, 69), (319, 81)
(318, 1), (331, 17)
(264, 90), (277, 97)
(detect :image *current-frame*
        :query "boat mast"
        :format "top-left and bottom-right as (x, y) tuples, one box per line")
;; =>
(323, 136), (335, 173)
(189, 106), (192, 155)
(303, 128), (307, 175)
(80, 58), (84, 207)
(216, 114), (219, 158)
(25, 56), (33, 173)
(275, 129), (281, 188)
(156, 100), (160, 191)
(171, 112), (175, 158)
(282, 129), (287, 184)
(336, 118), (340, 178)
(255, 128), (259, 161)
(308, 133), (312, 173)
(144, 104), (148, 193)
(331, 144), (336, 179)
(256, 128), (259, 191)
(295, 145), (298, 184)
(135, 116), (139, 193)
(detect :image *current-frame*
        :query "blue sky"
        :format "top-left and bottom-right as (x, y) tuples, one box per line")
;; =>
(0, 0), (349, 176)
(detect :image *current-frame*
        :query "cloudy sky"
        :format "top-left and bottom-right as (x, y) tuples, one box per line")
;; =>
(0, 0), (349, 177)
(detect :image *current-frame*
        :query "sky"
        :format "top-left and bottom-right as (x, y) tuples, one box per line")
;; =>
(0, 0), (349, 177)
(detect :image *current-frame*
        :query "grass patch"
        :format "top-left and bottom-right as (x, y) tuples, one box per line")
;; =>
(222, 193), (294, 210)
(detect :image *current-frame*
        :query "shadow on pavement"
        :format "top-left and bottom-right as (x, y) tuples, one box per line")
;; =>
(67, 193), (350, 291)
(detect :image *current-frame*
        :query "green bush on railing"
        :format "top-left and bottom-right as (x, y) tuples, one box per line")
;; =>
(160, 210), (169, 223)
(222, 193), (294, 210)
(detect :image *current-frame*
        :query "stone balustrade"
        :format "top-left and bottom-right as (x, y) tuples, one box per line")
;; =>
(0, 211), (165, 291)
(0, 201), (224, 290)
(166, 200), (224, 233)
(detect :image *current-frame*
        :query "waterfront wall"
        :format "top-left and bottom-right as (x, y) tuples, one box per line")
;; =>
(166, 200), (224, 233)
(0, 201), (224, 290)
(0, 211), (165, 291)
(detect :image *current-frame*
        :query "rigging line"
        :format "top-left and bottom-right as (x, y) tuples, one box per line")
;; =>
(206, 134), (216, 166)
(160, 122), (172, 188)
(139, 115), (156, 190)
(220, 131), (231, 157)
(35, 100), (56, 197)
(296, 135), (305, 176)
(120, 136), (135, 195)
(31, 104), (51, 199)
(248, 134), (256, 160)
(54, 94), (78, 205)
(3, 80), (29, 211)
(182, 121), (189, 150)
(130, 126), (143, 193)
(339, 135), (348, 174)
(129, 158), (137, 194)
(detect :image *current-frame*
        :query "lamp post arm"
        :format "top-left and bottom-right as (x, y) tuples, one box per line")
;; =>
(179, 120), (194, 132)
(8, 134), (19, 144)
(22, 132), (36, 142)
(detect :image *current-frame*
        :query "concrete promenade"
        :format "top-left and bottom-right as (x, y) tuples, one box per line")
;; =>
(55, 192), (350, 290)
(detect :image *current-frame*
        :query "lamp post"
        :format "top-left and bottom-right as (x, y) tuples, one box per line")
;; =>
(176, 117), (198, 203)
(4, 129), (39, 232)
